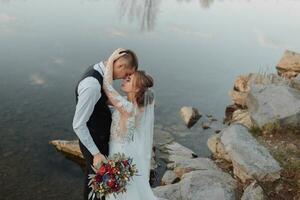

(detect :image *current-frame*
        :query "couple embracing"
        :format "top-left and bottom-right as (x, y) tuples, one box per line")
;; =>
(73, 48), (164, 200)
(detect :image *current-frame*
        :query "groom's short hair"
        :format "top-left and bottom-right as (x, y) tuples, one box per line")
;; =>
(120, 49), (138, 70)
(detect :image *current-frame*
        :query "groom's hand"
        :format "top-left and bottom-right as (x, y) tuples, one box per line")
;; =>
(93, 153), (106, 166)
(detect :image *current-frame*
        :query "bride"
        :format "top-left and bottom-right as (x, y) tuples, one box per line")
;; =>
(102, 49), (164, 200)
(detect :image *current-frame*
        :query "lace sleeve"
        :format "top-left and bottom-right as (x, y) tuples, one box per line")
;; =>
(103, 63), (133, 116)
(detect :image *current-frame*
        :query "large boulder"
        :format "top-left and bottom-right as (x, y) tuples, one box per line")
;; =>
(159, 141), (197, 167)
(247, 84), (300, 129)
(154, 129), (174, 147)
(241, 181), (265, 200)
(208, 125), (281, 182)
(159, 140), (230, 190)
(224, 104), (243, 124)
(153, 183), (181, 200)
(50, 140), (84, 160)
(207, 134), (231, 162)
(173, 157), (221, 178)
(276, 50), (300, 78)
(290, 73), (300, 90)
(234, 74), (251, 93)
(161, 170), (177, 185)
(230, 73), (286, 107)
(229, 90), (248, 107)
(154, 170), (237, 200)
(180, 170), (236, 200)
(50, 140), (158, 171)
(231, 109), (253, 128)
(179, 106), (201, 128)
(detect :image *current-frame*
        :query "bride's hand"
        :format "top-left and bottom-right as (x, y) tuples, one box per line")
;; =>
(107, 48), (127, 67)
(93, 153), (107, 167)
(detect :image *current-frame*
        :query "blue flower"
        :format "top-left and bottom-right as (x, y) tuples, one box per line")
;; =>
(103, 174), (110, 183)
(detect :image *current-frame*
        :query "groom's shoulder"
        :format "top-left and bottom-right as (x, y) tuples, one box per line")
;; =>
(77, 64), (103, 90)
(81, 64), (103, 79)
(77, 76), (101, 93)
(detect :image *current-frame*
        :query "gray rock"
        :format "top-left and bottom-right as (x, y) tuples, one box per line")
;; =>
(209, 120), (227, 133)
(207, 134), (231, 162)
(180, 106), (202, 128)
(220, 125), (281, 182)
(159, 141), (197, 165)
(180, 170), (237, 200)
(210, 118), (218, 122)
(154, 170), (237, 200)
(161, 170), (177, 185)
(50, 139), (158, 172)
(50, 140), (84, 160)
(202, 122), (211, 129)
(276, 49), (300, 78)
(291, 74), (300, 90)
(174, 157), (221, 178)
(233, 74), (251, 93)
(153, 183), (181, 200)
(241, 181), (265, 200)
(231, 109), (253, 128)
(154, 129), (174, 147)
(247, 84), (300, 129)
(229, 90), (248, 107)
(230, 73), (287, 107)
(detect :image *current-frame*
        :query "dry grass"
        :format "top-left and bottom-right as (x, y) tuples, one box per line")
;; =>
(216, 120), (299, 199)
(255, 130), (300, 200)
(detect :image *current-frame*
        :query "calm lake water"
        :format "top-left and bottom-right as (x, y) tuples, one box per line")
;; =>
(1, 0), (300, 199)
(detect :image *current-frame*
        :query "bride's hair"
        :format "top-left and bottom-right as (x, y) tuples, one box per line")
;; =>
(134, 71), (154, 108)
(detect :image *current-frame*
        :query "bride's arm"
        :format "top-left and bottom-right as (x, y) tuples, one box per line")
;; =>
(103, 60), (133, 116)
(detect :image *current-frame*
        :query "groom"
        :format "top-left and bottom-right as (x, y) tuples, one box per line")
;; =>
(73, 48), (138, 200)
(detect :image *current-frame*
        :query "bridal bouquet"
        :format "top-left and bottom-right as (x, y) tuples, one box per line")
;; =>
(88, 153), (138, 199)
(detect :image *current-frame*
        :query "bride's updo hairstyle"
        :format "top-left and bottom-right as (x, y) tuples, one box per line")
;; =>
(134, 71), (154, 108)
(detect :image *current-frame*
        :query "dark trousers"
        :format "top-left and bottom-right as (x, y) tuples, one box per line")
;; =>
(79, 141), (108, 200)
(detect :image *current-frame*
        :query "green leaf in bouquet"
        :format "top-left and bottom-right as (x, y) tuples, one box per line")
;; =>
(96, 192), (101, 199)
(88, 190), (94, 200)
(91, 165), (98, 173)
(88, 178), (94, 187)
(88, 174), (96, 179)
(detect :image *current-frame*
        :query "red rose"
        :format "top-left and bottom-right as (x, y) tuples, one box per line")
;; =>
(107, 178), (116, 188)
(122, 160), (128, 166)
(95, 174), (102, 183)
(98, 165), (107, 176)
(107, 166), (114, 174)
(114, 184), (120, 191)
(111, 167), (118, 174)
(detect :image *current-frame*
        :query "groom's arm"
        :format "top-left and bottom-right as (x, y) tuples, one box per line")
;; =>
(73, 77), (101, 156)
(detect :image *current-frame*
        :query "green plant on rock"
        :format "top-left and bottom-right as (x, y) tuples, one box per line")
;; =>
(249, 125), (262, 136)
(261, 119), (281, 135)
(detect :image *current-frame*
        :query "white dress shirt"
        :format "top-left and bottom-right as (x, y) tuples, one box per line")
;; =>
(72, 62), (106, 155)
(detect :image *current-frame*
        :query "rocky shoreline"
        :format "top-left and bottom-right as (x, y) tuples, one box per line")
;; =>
(50, 50), (300, 200)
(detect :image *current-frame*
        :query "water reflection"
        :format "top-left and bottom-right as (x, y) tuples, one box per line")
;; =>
(118, 0), (161, 31)
(198, 0), (214, 8)
(117, 0), (214, 31)
(0, 13), (16, 32)
(253, 28), (291, 50)
(0, 0), (26, 3)
(169, 25), (213, 39)
(177, 0), (214, 8)
(30, 73), (46, 86)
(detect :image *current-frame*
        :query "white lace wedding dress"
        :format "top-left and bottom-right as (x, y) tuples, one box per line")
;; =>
(102, 65), (165, 200)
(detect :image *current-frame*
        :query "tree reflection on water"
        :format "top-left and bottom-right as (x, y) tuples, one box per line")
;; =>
(117, 0), (215, 31)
